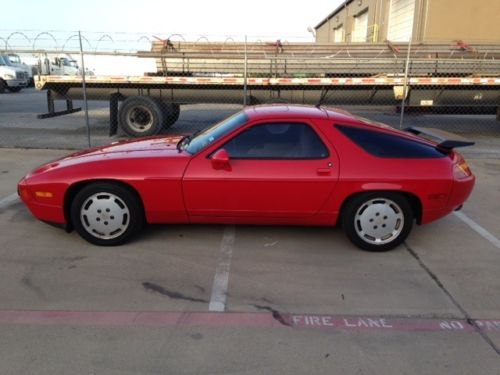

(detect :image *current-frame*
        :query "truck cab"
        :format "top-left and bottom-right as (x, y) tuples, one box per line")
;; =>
(0, 55), (28, 93)
(6, 54), (34, 87)
(40, 55), (79, 76)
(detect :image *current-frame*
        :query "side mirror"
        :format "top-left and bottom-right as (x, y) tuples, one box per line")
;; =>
(211, 149), (231, 171)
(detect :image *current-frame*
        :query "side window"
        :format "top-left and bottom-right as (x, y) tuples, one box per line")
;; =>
(336, 124), (446, 158)
(223, 122), (329, 159)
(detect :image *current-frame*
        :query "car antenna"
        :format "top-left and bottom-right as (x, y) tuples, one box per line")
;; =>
(316, 87), (330, 108)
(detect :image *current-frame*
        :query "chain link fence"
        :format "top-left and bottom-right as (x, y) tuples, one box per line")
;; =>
(0, 30), (499, 150)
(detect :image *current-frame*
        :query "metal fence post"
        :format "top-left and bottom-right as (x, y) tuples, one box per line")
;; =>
(243, 35), (248, 106)
(78, 30), (91, 148)
(399, 38), (412, 129)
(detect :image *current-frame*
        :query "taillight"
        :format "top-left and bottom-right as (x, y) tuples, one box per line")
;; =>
(454, 158), (472, 179)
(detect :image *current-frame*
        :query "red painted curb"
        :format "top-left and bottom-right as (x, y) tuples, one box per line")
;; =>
(0, 310), (499, 333)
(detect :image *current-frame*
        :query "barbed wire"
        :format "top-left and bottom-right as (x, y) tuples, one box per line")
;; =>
(0, 29), (316, 53)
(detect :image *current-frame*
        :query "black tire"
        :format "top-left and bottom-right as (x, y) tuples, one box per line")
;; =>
(341, 192), (413, 252)
(159, 102), (180, 129)
(0, 79), (6, 94)
(70, 182), (144, 246)
(119, 96), (165, 137)
(7, 86), (22, 93)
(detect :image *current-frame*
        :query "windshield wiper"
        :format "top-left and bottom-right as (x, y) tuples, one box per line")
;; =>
(176, 135), (191, 151)
(176, 130), (202, 152)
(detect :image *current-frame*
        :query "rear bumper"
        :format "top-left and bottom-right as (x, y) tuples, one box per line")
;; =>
(421, 174), (475, 224)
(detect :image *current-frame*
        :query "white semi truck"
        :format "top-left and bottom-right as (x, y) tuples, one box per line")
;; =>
(6, 54), (34, 86)
(0, 55), (28, 93)
(39, 55), (80, 76)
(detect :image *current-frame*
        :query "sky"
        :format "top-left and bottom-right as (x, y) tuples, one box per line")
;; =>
(2, 0), (341, 40)
(1, 0), (343, 75)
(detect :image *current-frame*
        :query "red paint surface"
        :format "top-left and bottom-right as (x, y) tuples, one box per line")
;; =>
(18, 105), (474, 229)
(0, 310), (498, 334)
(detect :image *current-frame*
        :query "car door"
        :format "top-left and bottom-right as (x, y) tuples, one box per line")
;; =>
(182, 120), (339, 220)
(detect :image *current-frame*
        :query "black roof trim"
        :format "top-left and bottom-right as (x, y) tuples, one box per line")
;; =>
(315, 0), (353, 29)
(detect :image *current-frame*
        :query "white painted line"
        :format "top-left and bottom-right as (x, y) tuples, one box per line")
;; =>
(454, 211), (500, 250)
(209, 225), (236, 312)
(0, 193), (19, 210)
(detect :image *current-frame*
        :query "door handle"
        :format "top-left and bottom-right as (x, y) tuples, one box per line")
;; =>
(316, 168), (331, 176)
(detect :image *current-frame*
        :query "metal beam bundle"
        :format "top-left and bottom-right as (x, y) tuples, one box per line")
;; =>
(150, 41), (500, 78)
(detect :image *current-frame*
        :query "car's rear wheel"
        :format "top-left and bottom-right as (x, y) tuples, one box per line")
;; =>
(341, 192), (413, 252)
(71, 182), (144, 246)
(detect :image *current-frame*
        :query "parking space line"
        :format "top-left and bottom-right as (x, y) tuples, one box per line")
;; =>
(209, 225), (236, 312)
(0, 193), (19, 210)
(454, 211), (500, 251)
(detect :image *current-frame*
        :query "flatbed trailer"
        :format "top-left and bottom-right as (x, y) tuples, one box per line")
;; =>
(34, 41), (500, 137)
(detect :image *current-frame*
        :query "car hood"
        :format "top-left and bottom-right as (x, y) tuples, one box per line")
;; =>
(66, 135), (184, 158)
(29, 135), (187, 176)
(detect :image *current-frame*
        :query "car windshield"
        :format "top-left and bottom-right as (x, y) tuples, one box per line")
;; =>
(184, 111), (249, 154)
(0, 56), (5, 66)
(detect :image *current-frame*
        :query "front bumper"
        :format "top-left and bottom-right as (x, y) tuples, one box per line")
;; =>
(18, 178), (66, 225)
(6, 79), (27, 88)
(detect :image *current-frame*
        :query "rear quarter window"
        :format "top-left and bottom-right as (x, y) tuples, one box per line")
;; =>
(336, 124), (446, 158)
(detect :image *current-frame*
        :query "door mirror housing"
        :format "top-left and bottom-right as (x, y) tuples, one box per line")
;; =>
(211, 149), (231, 171)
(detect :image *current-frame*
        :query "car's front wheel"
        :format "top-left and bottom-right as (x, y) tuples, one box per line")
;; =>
(71, 182), (144, 246)
(341, 192), (413, 252)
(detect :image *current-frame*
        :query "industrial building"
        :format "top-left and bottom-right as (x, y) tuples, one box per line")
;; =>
(314, 0), (500, 44)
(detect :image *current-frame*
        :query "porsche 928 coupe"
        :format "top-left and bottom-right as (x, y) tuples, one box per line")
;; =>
(18, 105), (475, 251)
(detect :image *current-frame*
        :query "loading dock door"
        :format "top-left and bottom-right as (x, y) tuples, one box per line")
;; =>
(387, 0), (416, 42)
(334, 25), (344, 42)
(352, 10), (368, 42)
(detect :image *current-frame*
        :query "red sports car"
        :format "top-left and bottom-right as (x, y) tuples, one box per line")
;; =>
(18, 105), (475, 251)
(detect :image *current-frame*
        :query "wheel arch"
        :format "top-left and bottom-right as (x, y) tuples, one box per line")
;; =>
(63, 179), (146, 230)
(338, 190), (422, 225)
(0, 78), (7, 93)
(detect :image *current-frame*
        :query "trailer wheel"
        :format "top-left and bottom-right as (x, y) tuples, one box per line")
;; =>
(119, 96), (165, 137)
(160, 102), (180, 128)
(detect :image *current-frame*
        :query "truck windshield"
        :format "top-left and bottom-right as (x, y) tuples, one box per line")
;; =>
(185, 111), (249, 154)
(0, 55), (13, 66)
(8, 55), (21, 64)
(61, 58), (78, 67)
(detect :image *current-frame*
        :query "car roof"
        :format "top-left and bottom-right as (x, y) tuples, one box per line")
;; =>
(242, 104), (437, 147)
(243, 104), (359, 123)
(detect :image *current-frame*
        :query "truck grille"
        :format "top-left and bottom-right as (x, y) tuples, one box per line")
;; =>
(15, 71), (27, 79)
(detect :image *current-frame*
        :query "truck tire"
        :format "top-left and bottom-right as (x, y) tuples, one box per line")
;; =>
(0, 79), (6, 94)
(160, 102), (180, 128)
(119, 96), (165, 137)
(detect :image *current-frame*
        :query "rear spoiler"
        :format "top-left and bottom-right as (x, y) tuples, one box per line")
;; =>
(405, 127), (475, 150)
